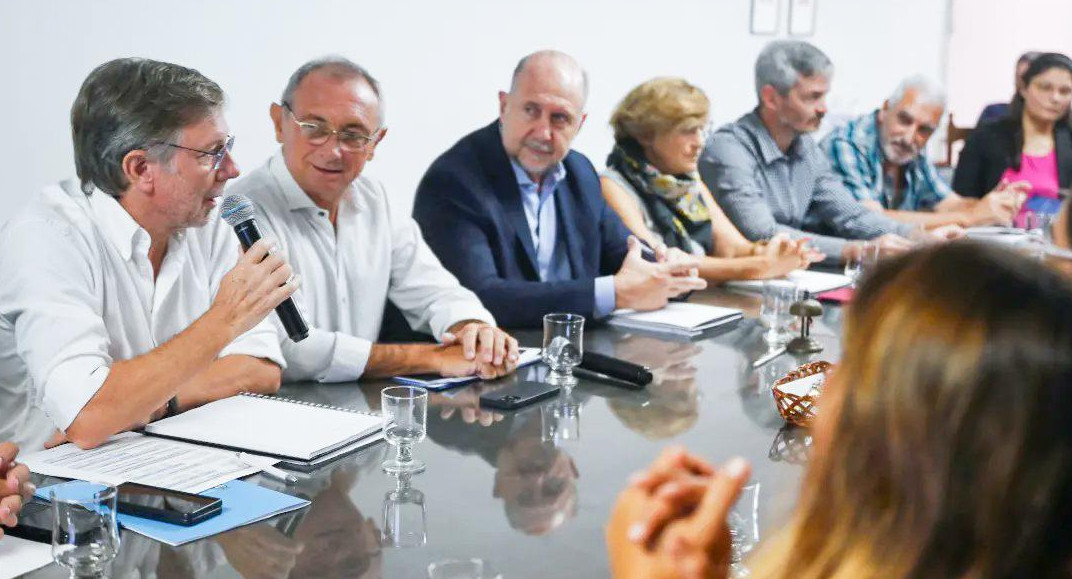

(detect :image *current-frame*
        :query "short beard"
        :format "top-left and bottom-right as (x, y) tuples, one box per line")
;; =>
(882, 139), (918, 166)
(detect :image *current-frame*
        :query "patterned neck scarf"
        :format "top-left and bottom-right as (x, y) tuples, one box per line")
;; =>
(606, 139), (712, 254)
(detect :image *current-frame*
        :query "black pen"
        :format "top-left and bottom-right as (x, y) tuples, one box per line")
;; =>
(637, 239), (697, 302)
(638, 239), (659, 262)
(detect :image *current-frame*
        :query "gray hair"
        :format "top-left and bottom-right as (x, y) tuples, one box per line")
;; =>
(281, 56), (385, 124)
(754, 40), (834, 100)
(71, 58), (225, 198)
(888, 75), (947, 110)
(511, 50), (590, 105)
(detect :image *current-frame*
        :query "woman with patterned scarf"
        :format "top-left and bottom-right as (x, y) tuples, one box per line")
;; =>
(601, 78), (821, 281)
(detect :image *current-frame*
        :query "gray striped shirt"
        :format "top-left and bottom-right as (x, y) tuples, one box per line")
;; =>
(699, 110), (915, 260)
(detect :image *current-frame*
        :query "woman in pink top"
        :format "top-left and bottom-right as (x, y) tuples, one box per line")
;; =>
(954, 53), (1072, 219)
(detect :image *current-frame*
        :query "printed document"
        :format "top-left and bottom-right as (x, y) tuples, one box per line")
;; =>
(20, 432), (277, 493)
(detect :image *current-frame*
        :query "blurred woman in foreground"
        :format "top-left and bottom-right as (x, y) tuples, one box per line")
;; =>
(608, 241), (1072, 578)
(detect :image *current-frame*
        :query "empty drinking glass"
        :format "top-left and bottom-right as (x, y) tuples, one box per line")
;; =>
(760, 280), (798, 345)
(843, 240), (879, 286)
(50, 481), (120, 579)
(381, 386), (429, 473)
(1024, 211), (1055, 241)
(728, 482), (761, 578)
(542, 313), (584, 387)
(382, 472), (426, 548)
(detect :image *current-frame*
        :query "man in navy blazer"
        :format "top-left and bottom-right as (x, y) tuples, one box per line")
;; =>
(414, 51), (705, 328)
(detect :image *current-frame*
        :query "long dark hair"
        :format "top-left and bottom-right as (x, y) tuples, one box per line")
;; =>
(1005, 52), (1072, 171)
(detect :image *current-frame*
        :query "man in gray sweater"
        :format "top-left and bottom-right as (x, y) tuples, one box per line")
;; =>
(700, 40), (958, 263)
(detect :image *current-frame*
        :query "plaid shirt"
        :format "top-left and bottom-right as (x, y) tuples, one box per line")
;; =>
(821, 110), (952, 211)
(700, 110), (915, 260)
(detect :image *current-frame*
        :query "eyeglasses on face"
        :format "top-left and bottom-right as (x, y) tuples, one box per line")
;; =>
(163, 134), (235, 171)
(281, 101), (379, 152)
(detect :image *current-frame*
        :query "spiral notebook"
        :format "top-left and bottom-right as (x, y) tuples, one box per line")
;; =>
(143, 393), (381, 461)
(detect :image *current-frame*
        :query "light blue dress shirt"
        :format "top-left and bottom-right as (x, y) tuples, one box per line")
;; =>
(510, 159), (616, 318)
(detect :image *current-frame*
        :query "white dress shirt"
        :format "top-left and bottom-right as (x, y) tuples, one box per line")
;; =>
(228, 151), (495, 383)
(0, 179), (285, 451)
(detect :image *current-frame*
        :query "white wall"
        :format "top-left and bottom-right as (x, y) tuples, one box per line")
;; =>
(946, 0), (1072, 126)
(0, 0), (949, 225)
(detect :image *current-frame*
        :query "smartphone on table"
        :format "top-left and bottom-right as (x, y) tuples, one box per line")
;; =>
(115, 482), (222, 526)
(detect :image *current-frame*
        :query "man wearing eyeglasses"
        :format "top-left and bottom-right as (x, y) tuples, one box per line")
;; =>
(227, 56), (519, 383)
(0, 58), (295, 451)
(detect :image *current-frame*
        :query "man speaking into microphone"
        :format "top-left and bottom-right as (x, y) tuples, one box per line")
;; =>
(0, 58), (296, 451)
(227, 56), (519, 383)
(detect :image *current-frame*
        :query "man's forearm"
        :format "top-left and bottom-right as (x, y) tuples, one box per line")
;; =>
(65, 310), (236, 449)
(175, 355), (281, 411)
(364, 343), (441, 379)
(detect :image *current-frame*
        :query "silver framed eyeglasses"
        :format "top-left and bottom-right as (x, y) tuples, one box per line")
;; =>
(164, 134), (235, 171)
(282, 101), (379, 153)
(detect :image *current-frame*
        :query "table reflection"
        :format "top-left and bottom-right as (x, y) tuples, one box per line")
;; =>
(26, 288), (842, 578)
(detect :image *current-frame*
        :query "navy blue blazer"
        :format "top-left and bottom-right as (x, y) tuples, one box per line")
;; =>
(413, 121), (632, 328)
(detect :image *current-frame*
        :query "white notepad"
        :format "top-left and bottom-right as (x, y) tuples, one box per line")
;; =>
(144, 394), (381, 461)
(608, 302), (743, 337)
(724, 270), (852, 295)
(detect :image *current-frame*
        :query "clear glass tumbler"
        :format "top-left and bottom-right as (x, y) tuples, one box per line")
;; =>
(542, 313), (584, 387)
(843, 240), (879, 286)
(760, 280), (798, 345)
(51, 481), (120, 579)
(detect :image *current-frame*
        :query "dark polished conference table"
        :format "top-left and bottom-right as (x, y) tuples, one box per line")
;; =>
(24, 288), (843, 579)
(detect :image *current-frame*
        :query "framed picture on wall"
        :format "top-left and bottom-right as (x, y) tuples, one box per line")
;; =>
(789, 0), (817, 36)
(750, 0), (780, 35)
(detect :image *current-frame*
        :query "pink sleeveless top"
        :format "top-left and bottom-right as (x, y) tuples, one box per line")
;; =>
(1000, 150), (1059, 220)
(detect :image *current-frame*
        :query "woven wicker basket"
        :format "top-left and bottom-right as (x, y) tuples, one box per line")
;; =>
(771, 360), (832, 427)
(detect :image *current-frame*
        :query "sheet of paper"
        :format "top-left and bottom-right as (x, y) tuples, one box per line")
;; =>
(0, 535), (54, 579)
(775, 372), (825, 397)
(36, 480), (309, 547)
(611, 303), (741, 330)
(726, 270), (852, 295)
(21, 432), (278, 493)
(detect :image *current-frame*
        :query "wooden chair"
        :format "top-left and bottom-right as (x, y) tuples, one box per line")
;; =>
(939, 113), (974, 168)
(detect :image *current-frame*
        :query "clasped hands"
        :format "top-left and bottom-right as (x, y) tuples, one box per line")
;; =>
(439, 321), (520, 380)
(607, 447), (752, 579)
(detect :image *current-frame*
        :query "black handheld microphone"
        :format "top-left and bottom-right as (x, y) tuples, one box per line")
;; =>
(578, 352), (653, 387)
(221, 195), (309, 342)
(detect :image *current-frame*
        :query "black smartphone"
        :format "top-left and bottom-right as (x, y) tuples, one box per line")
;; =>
(4, 501), (52, 543)
(479, 381), (560, 410)
(116, 482), (222, 526)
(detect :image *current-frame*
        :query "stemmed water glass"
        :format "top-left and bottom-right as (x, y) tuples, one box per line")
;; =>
(381, 386), (429, 474)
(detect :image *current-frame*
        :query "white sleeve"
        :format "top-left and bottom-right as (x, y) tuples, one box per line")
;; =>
(0, 219), (113, 432)
(381, 181), (495, 338)
(279, 328), (373, 383)
(232, 206), (369, 383)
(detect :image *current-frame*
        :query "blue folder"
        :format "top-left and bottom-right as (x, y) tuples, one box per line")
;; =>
(37, 479), (309, 546)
